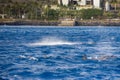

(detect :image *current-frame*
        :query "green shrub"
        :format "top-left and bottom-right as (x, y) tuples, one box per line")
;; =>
(80, 9), (103, 19)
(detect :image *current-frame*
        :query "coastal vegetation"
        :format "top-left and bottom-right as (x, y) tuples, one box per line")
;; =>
(80, 9), (103, 19)
(0, 0), (120, 21)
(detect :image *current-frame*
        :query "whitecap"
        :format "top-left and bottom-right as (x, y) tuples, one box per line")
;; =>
(19, 55), (26, 58)
(28, 56), (38, 61)
(86, 54), (118, 61)
(87, 39), (94, 45)
(80, 72), (89, 76)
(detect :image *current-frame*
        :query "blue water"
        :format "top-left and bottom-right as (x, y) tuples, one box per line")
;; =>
(0, 26), (120, 80)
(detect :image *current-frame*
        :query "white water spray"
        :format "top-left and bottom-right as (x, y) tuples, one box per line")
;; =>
(27, 37), (78, 46)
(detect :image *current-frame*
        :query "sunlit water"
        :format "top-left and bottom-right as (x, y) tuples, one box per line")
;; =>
(0, 26), (120, 80)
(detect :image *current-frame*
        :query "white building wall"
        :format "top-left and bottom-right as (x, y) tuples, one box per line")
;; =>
(80, 0), (86, 5)
(62, 0), (69, 6)
(93, 0), (101, 8)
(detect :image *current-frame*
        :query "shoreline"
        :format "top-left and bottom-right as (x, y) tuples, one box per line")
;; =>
(77, 19), (120, 26)
(0, 19), (120, 26)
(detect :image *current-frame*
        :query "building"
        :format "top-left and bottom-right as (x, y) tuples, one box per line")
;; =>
(58, 0), (102, 9)
(93, 0), (101, 9)
(58, 0), (70, 6)
(62, 0), (69, 6)
(78, 0), (86, 5)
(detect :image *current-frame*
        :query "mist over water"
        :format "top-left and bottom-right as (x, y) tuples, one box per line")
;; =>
(0, 26), (120, 80)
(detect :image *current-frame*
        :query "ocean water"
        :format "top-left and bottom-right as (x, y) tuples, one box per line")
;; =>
(0, 26), (120, 80)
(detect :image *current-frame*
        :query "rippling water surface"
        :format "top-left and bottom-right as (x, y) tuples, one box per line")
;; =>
(0, 26), (120, 80)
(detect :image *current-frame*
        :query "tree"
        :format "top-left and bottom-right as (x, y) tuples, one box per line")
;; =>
(117, 11), (120, 18)
(45, 9), (59, 20)
(0, 0), (12, 3)
(80, 9), (103, 19)
(103, 11), (115, 18)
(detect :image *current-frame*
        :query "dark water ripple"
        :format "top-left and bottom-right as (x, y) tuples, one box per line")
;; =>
(0, 26), (120, 80)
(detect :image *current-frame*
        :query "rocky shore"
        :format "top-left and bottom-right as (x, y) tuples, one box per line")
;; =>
(76, 19), (120, 26)
(0, 19), (120, 26)
(0, 20), (59, 26)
